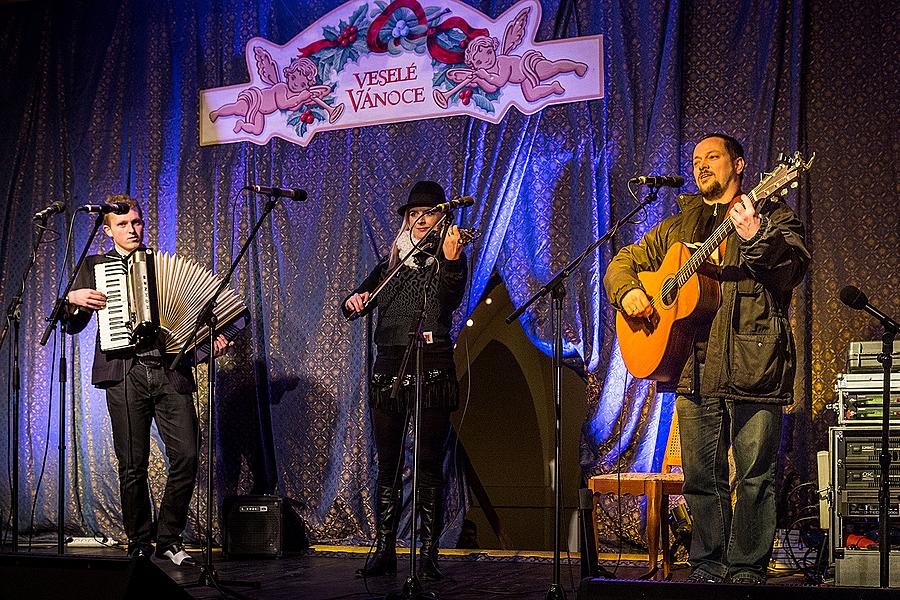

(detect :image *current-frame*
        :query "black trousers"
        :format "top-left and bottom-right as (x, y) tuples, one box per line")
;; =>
(104, 360), (198, 546)
(372, 407), (451, 490)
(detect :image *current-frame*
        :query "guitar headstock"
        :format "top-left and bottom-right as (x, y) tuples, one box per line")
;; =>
(749, 151), (815, 207)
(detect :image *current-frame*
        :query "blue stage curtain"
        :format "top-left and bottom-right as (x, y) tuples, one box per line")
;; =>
(2, 0), (895, 552)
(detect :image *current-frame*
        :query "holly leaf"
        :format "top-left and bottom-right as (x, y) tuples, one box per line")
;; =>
(336, 49), (349, 72)
(409, 24), (427, 36)
(323, 25), (339, 41)
(472, 94), (495, 113)
(349, 3), (367, 26)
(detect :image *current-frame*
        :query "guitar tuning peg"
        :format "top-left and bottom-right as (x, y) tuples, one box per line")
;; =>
(777, 152), (786, 163)
(791, 182), (798, 189)
(780, 188), (789, 196)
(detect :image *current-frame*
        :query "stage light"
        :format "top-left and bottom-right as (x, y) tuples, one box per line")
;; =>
(466, 319), (474, 327)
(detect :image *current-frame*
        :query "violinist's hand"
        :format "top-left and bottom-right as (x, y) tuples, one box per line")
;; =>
(443, 225), (464, 261)
(345, 292), (370, 313)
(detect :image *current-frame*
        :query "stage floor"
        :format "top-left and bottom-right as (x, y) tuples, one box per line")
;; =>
(3, 543), (890, 599)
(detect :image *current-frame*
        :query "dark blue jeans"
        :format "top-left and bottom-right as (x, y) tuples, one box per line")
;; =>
(676, 394), (782, 580)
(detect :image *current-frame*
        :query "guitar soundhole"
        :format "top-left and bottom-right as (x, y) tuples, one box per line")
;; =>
(661, 279), (679, 307)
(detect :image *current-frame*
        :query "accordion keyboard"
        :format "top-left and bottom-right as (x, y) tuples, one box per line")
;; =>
(94, 260), (133, 351)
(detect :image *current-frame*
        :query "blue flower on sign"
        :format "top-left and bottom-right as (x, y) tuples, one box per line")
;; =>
(372, 3), (427, 55)
(391, 20), (409, 39)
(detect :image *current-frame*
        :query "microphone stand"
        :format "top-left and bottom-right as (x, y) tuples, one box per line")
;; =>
(876, 322), (897, 587)
(38, 210), (106, 555)
(171, 194), (289, 599)
(383, 215), (451, 600)
(506, 187), (661, 599)
(0, 218), (53, 552)
(347, 217), (451, 322)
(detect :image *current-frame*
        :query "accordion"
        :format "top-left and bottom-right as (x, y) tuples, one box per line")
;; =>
(93, 249), (248, 356)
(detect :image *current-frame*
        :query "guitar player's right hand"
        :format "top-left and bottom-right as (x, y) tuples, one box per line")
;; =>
(67, 288), (107, 311)
(345, 292), (370, 313)
(622, 288), (653, 319)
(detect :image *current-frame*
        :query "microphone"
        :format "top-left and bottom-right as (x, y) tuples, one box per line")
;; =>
(629, 175), (684, 188)
(424, 195), (475, 214)
(79, 202), (132, 215)
(840, 285), (899, 332)
(244, 184), (308, 200)
(32, 200), (66, 221)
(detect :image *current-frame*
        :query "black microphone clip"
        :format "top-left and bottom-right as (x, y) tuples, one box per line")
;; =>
(424, 195), (475, 214)
(244, 184), (308, 201)
(629, 175), (685, 188)
(79, 202), (132, 215)
(33, 200), (66, 221)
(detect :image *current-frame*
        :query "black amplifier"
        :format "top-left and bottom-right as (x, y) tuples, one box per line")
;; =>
(222, 495), (307, 559)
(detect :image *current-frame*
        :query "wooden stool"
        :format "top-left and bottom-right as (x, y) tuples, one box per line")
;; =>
(588, 411), (684, 579)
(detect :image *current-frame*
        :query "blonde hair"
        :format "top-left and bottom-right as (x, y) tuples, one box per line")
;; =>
(387, 210), (412, 270)
(103, 194), (141, 225)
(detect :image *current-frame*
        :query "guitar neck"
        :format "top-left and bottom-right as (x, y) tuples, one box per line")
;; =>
(673, 187), (765, 287)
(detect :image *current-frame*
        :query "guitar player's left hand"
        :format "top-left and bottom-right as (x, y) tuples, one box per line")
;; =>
(731, 194), (761, 240)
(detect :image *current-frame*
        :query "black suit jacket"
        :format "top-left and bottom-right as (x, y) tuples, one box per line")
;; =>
(66, 249), (196, 394)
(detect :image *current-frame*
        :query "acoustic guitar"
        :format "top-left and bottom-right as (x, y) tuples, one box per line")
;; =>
(616, 152), (814, 382)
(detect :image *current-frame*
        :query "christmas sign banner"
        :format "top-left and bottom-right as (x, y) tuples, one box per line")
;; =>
(200, 0), (603, 147)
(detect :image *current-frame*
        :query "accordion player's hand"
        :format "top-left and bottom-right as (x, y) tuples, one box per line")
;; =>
(213, 334), (234, 358)
(67, 288), (107, 311)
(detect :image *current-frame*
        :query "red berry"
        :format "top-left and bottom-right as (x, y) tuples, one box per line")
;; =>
(462, 97), (470, 105)
(349, 34), (357, 43)
(460, 38), (469, 49)
(350, 26), (358, 34)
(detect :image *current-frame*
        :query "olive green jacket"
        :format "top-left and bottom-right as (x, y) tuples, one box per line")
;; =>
(603, 193), (809, 404)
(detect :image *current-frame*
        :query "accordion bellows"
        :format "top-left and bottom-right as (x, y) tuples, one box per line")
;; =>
(94, 249), (247, 354)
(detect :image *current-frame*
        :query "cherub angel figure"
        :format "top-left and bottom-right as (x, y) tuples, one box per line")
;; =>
(436, 7), (587, 108)
(210, 47), (344, 134)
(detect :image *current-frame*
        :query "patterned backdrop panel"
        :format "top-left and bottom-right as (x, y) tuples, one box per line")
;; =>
(0, 0), (896, 549)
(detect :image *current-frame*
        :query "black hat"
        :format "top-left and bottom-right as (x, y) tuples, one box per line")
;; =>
(396, 180), (446, 215)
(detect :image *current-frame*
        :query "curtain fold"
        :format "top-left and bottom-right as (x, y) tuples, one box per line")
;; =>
(5, 0), (890, 552)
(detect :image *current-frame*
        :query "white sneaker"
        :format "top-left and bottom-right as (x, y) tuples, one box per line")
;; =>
(156, 542), (196, 566)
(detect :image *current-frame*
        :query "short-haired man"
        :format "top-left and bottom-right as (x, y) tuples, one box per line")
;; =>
(603, 135), (809, 584)
(66, 194), (232, 565)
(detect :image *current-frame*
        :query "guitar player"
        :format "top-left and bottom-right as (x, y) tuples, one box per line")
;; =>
(603, 134), (809, 584)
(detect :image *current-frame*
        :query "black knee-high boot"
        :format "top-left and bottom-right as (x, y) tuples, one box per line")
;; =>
(417, 486), (443, 580)
(358, 485), (401, 577)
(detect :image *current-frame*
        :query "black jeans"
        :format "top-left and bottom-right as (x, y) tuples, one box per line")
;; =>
(676, 394), (782, 580)
(372, 407), (451, 490)
(104, 360), (198, 546)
